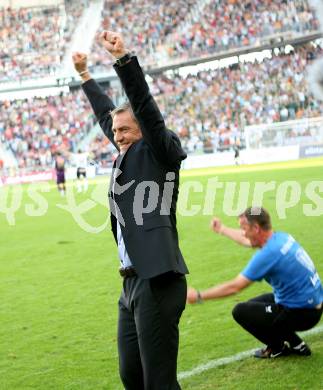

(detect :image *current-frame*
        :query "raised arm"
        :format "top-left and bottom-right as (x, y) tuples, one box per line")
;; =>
(72, 52), (117, 149)
(98, 31), (186, 166)
(211, 217), (251, 247)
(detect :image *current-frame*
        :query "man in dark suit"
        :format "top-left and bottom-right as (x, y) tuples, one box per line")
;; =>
(72, 30), (188, 389)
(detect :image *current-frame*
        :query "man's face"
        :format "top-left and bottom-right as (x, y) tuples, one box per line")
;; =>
(112, 111), (142, 154)
(239, 215), (261, 248)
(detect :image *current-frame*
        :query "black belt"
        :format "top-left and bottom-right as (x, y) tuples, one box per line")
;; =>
(119, 266), (137, 278)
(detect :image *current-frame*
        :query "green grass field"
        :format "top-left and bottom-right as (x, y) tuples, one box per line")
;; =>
(1, 158), (323, 390)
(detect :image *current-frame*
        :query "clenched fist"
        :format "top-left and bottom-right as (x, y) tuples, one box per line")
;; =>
(210, 217), (223, 234)
(98, 30), (128, 59)
(187, 287), (197, 304)
(72, 52), (88, 74)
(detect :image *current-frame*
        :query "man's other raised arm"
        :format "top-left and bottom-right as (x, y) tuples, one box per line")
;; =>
(98, 31), (186, 166)
(72, 52), (117, 149)
(211, 217), (251, 247)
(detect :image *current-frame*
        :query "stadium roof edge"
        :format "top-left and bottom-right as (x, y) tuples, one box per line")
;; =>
(69, 30), (323, 86)
(0, 30), (322, 93)
(144, 31), (323, 75)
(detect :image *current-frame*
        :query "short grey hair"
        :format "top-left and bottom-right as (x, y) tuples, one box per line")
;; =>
(110, 101), (138, 125)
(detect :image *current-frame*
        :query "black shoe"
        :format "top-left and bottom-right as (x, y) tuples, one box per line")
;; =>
(291, 341), (311, 356)
(254, 343), (290, 359)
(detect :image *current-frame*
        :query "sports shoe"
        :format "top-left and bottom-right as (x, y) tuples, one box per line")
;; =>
(254, 343), (290, 359)
(291, 341), (311, 356)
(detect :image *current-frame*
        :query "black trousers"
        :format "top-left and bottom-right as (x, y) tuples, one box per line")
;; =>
(118, 272), (187, 390)
(232, 293), (323, 350)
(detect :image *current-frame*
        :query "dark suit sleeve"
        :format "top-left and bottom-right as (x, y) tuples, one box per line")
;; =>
(82, 79), (118, 150)
(113, 57), (186, 166)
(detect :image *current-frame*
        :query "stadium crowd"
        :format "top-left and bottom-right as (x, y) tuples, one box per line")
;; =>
(0, 0), (322, 170)
(0, 0), (317, 83)
(152, 43), (323, 153)
(88, 0), (319, 71)
(0, 90), (95, 169)
(0, 1), (85, 83)
(1, 43), (323, 169)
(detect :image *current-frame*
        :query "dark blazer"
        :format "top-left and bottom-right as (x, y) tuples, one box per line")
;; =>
(82, 57), (188, 279)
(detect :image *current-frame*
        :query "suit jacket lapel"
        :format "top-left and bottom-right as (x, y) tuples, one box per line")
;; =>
(109, 146), (130, 196)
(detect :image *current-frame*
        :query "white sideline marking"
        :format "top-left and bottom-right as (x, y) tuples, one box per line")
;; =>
(178, 324), (323, 380)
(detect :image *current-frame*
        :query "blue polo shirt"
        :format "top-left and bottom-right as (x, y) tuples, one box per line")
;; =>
(242, 232), (323, 308)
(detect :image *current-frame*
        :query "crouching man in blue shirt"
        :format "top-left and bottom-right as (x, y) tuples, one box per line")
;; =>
(187, 207), (323, 358)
